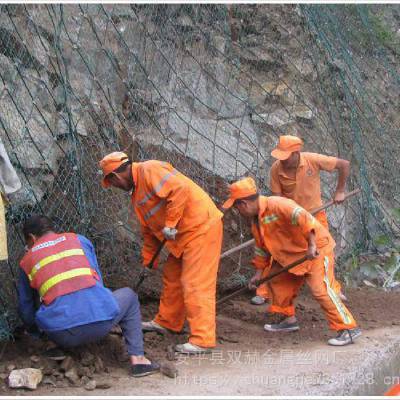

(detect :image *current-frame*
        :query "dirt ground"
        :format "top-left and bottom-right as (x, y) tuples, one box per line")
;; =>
(0, 286), (399, 396)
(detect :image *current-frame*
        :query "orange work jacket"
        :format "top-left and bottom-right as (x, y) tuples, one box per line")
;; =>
(131, 161), (223, 263)
(251, 196), (335, 274)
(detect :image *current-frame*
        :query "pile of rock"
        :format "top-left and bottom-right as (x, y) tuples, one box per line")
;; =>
(5, 351), (112, 391)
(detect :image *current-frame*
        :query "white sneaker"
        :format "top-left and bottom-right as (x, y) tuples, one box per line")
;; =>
(328, 327), (362, 346)
(250, 295), (266, 305)
(175, 342), (212, 354)
(141, 320), (167, 334)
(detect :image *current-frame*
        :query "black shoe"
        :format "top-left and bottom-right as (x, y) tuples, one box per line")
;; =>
(263, 314), (300, 332)
(42, 347), (67, 361)
(131, 362), (160, 378)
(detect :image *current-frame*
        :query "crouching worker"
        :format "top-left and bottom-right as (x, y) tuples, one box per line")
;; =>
(17, 215), (159, 377)
(222, 178), (361, 346)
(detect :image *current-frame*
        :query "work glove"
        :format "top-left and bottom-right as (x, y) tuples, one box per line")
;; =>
(162, 227), (178, 240)
(248, 269), (263, 290)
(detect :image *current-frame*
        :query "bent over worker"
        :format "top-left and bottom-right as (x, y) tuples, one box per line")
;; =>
(223, 177), (361, 346)
(18, 215), (159, 377)
(99, 152), (223, 354)
(252, 135), (349, 306)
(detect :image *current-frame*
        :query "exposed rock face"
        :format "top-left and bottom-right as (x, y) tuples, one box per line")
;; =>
(0, 4), (398, 310)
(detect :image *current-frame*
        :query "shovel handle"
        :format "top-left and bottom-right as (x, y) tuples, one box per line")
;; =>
(134, 238), (167, 291)
(217, 255), (308, 306)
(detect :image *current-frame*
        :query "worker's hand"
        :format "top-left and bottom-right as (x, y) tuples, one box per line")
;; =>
(307, 243), (319, 260)
(248, 270), (263, 290)
(162, 227), (178, 240)
(333, 190), (345, 204)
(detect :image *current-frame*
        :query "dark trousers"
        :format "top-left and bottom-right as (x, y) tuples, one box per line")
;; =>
(47, 288), (144, 356)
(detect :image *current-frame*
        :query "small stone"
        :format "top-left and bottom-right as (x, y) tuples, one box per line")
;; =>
(0, 373), (8, 380)
(6, 364), (16, 373)
(8, 368), (43, 390)
(93, 356), (104, 373)
(160, 363), (178, 379)
(30, 355), (40, 364)
(55, 379), (69, 388)
(84, 379), (96, 391)
(96, 382), (111, 389)
(166, 345), (176, 361)
(42, 377), (56, 387)
(80, 351), (95, 367)
(65, 368), (79, 385)
(60, 356), (74, 372)
(77, 366), (94, 378)
(80, 375), (90, 386)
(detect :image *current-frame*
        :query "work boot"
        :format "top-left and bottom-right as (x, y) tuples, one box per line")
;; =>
(328, 327), (362, 346)
(250, 295), (266, 305)
(264, 314), (300, 332)
(175, 342), (212, 355)
(131, 361), (160, 378)
(141, 320), (168, 334)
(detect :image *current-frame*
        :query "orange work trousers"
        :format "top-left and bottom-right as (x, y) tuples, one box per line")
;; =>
(256, 210), (342, 300)
(267, 247), (357, 331)
(154, 220), (223, 347)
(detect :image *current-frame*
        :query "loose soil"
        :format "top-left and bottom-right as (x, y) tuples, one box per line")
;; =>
(0, 286), (399, 396)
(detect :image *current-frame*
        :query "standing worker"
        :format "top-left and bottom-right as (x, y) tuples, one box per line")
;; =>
(18, 215), (159, 377)
(251, 135), (349, 306)
(99, 152), (223, 354)
(223, 177), (361, 346)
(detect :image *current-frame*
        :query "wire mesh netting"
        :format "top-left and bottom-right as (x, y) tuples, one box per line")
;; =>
(0, 4), (399, 339)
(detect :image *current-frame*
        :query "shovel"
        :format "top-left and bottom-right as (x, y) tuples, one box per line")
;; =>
(217, 255), (309, 306)
(134, 239), (167, 291)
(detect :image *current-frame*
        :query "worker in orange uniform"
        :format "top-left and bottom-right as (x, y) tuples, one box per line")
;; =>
(251, 135), (350, 306)
(99, 152), (223, 354)
(223, 177), (361, 346)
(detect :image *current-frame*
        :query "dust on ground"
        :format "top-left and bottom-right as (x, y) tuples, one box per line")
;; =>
(0, 286), (399, 396)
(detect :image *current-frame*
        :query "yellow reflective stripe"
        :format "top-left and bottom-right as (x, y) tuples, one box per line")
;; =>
(38, 268), (93, 298)
(262, 214), (279, 224)
(28, 249), (85, 281)
(291, 207), (303, 225)
(323, 256), (352, 325)
(254, 247), (268, 257)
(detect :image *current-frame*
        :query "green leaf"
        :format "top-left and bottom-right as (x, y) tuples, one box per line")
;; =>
(373, 235), (391, 247)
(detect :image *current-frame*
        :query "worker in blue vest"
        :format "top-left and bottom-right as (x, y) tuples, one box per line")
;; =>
(17, 215), (159, 378)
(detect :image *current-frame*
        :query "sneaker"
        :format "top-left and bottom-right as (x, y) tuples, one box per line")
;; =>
(141, 320), (168, 334)
(131, 361), (160, 378)
(339, 292), (348, 302)
(328, 327), (362, 346)
(175, 342), (212, 355)
(264, 314), (300, 332)
(42, 347), (67, 361)
(250, 295), (266, 305)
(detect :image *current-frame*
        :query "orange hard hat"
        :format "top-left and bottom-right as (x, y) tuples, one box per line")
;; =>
(99, 151), (130, 188)
(271, 135), (304, 160)
(222, 177), (258, 209)
(385, 384), (400, 396)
